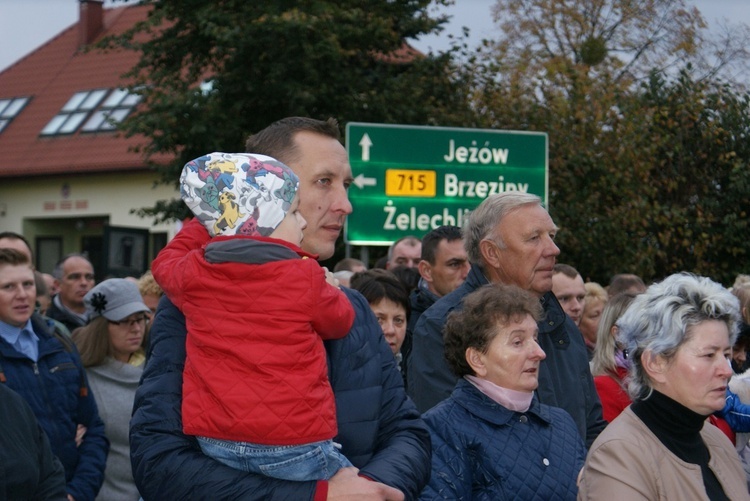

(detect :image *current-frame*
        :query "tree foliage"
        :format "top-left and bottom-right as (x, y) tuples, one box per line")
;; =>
(486, 0), (750, 88)
(469, 0), (750, 285)
(105, 0), (750, 282)
(105, 0), (475, 221)
(636, 72), (750, 283)
(546, 70), (750, 286)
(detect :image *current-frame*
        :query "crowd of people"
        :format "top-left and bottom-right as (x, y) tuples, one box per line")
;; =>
(2, 115), (750, 500)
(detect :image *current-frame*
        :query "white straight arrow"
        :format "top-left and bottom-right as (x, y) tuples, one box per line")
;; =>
(359, 133), (373, 161)
(353, 173), (377, 189)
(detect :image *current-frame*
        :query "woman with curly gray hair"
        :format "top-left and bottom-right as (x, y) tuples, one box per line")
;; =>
(579, 273), (748, 500)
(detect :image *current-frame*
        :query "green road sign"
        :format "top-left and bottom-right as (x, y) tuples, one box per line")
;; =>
(345, 122), (548, 246)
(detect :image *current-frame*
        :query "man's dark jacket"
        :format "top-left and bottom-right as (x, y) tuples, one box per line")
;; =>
(45, 296), (86, 333)
(0, 382), (67, 500)
(0, 314), (108, 500)
(402, 281), (440, 391)
(130, 289), (431, 500)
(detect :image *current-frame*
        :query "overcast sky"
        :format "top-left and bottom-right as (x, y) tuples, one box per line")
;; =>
(1, 0), (747, 73)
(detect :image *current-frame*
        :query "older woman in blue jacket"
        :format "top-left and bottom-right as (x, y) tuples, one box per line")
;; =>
(420, 284), (585, 500)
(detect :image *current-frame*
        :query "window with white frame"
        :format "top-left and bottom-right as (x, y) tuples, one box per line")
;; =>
(0, 96), (31, 133)
(82, 88), (142, 132)
(41, 88), (141, 135)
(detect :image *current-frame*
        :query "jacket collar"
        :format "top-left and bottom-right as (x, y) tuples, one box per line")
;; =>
(463, 264), (566, 335)
(452, 378), (552, 426)
(0, 314), (64, 359)
(465, 263), (490, 289)
(412, 278), (440, 307)
(538, 291), (567, 334)
(205, 236), (315, 265)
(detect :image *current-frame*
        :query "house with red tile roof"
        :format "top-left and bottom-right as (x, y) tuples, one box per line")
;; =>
(0, 0), (177, 279)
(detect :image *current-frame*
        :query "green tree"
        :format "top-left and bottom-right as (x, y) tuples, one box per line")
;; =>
(104, 0), (475, 223)
(475, 68), (750, 285)
(543, 70), (750, 286)
(467, 0), (750, 284)
(634, 71), (750, 284)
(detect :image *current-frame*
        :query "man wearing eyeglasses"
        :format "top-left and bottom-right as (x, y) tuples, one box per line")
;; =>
(47, 254), (96, 333)
(0, 248), (108, 501)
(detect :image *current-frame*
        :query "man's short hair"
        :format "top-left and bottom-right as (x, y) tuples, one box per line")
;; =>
(244, 117), (340, 166)
(373, 255), (388, 269)
(387, 236), (421, 262)
(421, 226), (463, 265)
(464, 192), (542, 265)
(0, 248), (31, 267)
(333, 258), (366, 273)
(34, 270), (49, 297)
(0, 232), (31, 248)
(52, 253), (93, 280)
(553, 263), (580, 279)
(0, 232), (33, 259)
(608, 273), (646, 298)
(388, 265), (420, 293)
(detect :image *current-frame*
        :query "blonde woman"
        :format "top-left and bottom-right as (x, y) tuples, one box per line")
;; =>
(73, 279), (150, 501)
(590, 293), (636, 422)
(579, 282), (608, 360)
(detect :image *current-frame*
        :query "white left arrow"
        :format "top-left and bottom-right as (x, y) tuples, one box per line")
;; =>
(353, 173), (377, 189)
(359, 133), (373, 161)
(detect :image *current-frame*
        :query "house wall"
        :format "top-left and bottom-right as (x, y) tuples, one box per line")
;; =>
(0, 171), (179, 275)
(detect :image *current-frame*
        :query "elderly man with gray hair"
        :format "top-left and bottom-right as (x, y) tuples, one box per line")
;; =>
(407, 192), (606, 448)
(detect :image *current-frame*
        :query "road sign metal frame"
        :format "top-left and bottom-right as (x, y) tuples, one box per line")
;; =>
(345, 122), (548, 246)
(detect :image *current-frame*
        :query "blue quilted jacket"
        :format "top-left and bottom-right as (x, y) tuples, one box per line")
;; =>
(408, 264), (607, 448)
(130, 289), (431, 500)
(0, 314), (108, 501)
(420, 379), (585, 500)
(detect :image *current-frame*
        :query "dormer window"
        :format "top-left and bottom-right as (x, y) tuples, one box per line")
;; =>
(82, 88), (142, 131)
(41, 88), (141, 136)
(0, 97), (31, 133)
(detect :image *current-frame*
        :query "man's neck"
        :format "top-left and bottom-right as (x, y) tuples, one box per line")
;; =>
(0, 317), (33, 332)
(63, 302), (86, 314)
(485, 267), (545, 299)
(56, 295), (86, 315)
(424, 281), (441, 298)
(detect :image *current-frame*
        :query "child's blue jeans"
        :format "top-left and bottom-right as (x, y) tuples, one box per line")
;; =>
(197, 436), (352, 481)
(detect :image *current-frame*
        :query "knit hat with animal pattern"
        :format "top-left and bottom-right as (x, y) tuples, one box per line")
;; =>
(180, 152), (299, 237)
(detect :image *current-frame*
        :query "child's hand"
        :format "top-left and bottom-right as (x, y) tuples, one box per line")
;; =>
(324, 267), (341, 288)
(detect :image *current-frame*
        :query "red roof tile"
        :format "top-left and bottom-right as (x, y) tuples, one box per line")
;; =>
(0, 4), (171, 178)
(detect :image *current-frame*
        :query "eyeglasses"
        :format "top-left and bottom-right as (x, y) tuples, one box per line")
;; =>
(108, 315), (149, 328)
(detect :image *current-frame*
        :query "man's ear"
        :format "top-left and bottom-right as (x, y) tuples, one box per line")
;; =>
(466, 347), (487, 377)
(417, 260), (432, 282)
(479, 239), (501, 269)
(641, 349), (668, 384)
